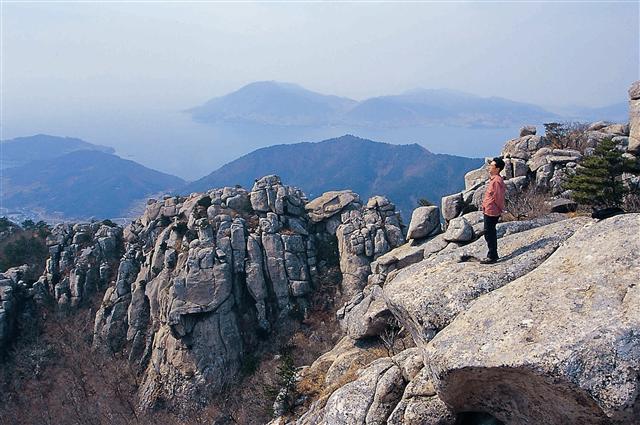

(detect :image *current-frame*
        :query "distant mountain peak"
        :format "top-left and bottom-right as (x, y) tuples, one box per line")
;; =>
(188, 81), (559, 129)
(184, 133), (481, 218)
(401, 87), (476, 97)
(0, 134), (116, 171)
(239, 80), (308, 92)
(1, 146), (184, 220)
(189, 81), (357, 126)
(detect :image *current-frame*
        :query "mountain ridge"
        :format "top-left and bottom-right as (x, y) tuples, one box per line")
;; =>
(0, 134), (115, 170)
(186, 81), (627, 129)
(1, 150), (185, 220)
(184, 134), (483, 217)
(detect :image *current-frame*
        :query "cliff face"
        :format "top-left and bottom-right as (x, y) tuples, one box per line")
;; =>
(2, 83), (639, 424)
(88, 176), (405, 409)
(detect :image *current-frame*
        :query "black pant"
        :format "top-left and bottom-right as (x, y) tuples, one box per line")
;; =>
(483, 214), (500, 260)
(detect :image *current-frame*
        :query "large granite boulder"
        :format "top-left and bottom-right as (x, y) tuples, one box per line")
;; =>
(335, 197), (404, 297)
(519, 125), (537, 137)
(442, 217), (473, 242)
(464, 167), (489, 190)
(250, 175), (307, 215)
(441, 193), (463, 221)
(406, 206), (440, 240)
(425, 213), (640, 425)
(383, 216), (589, 348)
(387, 368), (455, 425)
(306, 190), (360, 223)
(321, 349), (423, 425)
(501, 135), (550, 160)
(337, 285), (391, 339)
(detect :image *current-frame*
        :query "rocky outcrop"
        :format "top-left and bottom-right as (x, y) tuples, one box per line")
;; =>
(384, 216), (588, 348)
(38, 222), (123, 307)
(321, 349), (422, 425)
(7, 88), (640, 424)
(336, 196), (404, 298)
(425, 214), (640, 424)
(387, 368), (454, 425)
(88, 176), (402, 410)
(306, 190), (359, 223)
(294, 348), (423, 425)
(283, 92), (640, 425)
(341, 212), (565, 343)
(92, 178), (323, 408)
(294, 212), (640, 425)
(405, 206), (440, 240)
(437, 112), (634, 227)
(0, 265), (33, 352)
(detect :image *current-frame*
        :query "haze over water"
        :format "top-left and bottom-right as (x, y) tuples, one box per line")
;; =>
(2, 2), (638, 180)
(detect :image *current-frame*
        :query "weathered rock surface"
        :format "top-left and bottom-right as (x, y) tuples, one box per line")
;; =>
(336, 196), (404, 297)
(337, 285), (391, 339)
(291, 106), (640, 424)
(502, 134), (550, 160)
(547, 197), (578, 213)
(387, 368), (455, 425)
(384, 216), (590, 348)
(442, 216), (472, 242)
(425, 214), (640, 425)
(0, 265), (33, 353)
(519, 125), (537, 137)
(441, 193), (463, 221)
(406, 206), (440, 240)
(464, 167), (489, 190)
(305, 190), (360, 223)
(87, 177), (402, 410)
(39, 222), (123, 308)
(629, 80), (640, 100)
(319, 349), (423, 425)
(92, 182), (323, 409)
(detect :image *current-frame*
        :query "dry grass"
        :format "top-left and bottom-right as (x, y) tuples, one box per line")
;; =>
(294, 344), (388, 415)
(503, 187), (551, 222)
(0, 297), (200, 425)
(623, 191), (640, 213)
(0, 256), (359, 425)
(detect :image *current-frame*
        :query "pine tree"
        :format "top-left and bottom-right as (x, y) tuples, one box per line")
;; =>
(564, 138), (639, 208)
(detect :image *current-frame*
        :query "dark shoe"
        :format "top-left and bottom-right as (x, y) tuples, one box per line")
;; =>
(480, 257), (498, 264)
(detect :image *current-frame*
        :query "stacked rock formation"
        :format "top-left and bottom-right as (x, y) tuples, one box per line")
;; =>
(0, 265), (34, 353)
(92, 178), (316, 408)
(441, 118), (634, 225)
(34, 222), (123, 307)
(89, 176), (404, 409)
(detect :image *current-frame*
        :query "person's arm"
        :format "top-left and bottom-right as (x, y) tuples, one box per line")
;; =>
(494, 180), (505, 213)
(484, 179), (497, 208)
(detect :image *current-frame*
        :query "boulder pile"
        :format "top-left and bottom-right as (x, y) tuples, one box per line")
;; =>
(270, 81), (640, 425)
(91, 176), (403, 408)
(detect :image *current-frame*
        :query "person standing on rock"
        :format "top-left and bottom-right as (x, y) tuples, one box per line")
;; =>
(481, 157), (506, 264)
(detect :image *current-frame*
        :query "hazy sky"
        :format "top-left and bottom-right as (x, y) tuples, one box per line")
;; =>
(1, 2), (639, 179)
(3, 2), (638, 111)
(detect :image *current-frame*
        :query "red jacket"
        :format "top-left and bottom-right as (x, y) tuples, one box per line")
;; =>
(482, 174), (506, 217)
